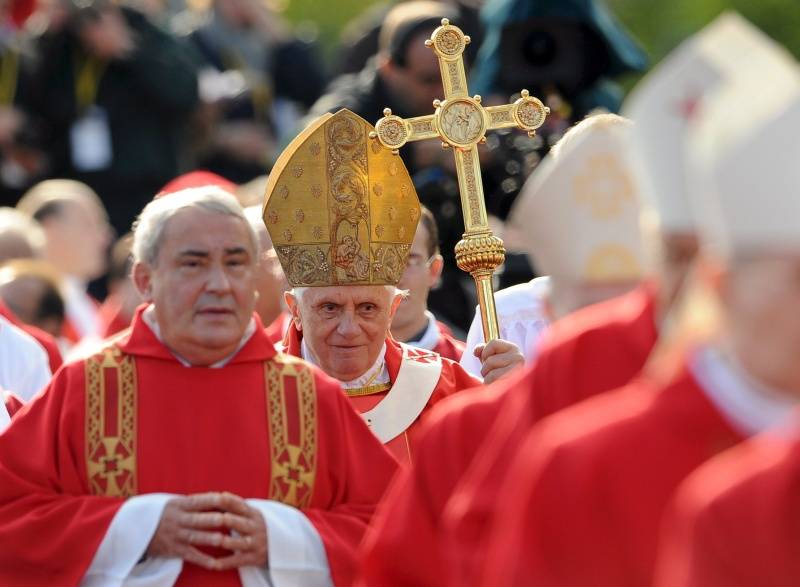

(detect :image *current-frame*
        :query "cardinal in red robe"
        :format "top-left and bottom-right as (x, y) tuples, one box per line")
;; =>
(477, 64), (800, 586)
(0, 186), (399, 587)
(655, 428), (800, 587)
(358, 282), (657, 585)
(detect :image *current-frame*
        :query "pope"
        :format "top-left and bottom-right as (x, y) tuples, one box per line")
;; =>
(264, 109), (524, 463)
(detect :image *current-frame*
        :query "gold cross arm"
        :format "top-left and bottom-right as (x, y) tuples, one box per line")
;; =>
(370, 18), (549, 341)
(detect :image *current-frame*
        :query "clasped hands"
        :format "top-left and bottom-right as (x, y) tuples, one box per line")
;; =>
(146, 492), (268, 571)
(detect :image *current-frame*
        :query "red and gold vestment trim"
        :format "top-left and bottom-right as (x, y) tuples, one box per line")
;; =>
(265, 353), (318, 509)
(85, 346), (138, 498)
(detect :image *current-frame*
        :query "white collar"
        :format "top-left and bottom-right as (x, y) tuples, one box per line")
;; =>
(405, 311), (440, 351)
(142, 305), (257, 368)
(300, 338), (390, 389)
(691, 345), (798, 437)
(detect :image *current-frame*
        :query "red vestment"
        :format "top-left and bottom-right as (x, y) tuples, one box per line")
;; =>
(359, 284), (657, 586)
(0, 298), (62, 373)
(98, 294), (134, 338)
(431, 321), (465, 362)
(478, 363), (743, 587)
(265, 311), (290, 345)
(282, 324), (479, 464)
(3, 390), (23, 417)
(655, 431), (800, 587)
(0, 308), (398, 587)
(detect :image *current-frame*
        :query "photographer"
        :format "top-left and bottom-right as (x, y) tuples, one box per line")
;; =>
(25, 0), (199, 235)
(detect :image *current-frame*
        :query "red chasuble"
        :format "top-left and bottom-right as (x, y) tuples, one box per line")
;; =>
(282, 324), (479, 464)
(0, 298), (63, 373)
(98, 294), (134, 338)
(359, 284), (658, 586)
(0, 307), (398, 587)
(655, 431), (800, 587)
(3, 390), (24, 417)
(477, 363), (744, 587)
(265, 311), (291, 345)
(431, 321), (465, 362)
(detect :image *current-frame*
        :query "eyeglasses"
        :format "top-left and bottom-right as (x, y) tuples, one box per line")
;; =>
(406, 252), (434, 269)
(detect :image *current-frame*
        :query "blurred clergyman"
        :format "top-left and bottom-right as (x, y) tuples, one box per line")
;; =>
(391, 206), (465, 361)
(17, 179), (112, 344)
(97, 233), (139, 338)
(243, 204), (289, 341)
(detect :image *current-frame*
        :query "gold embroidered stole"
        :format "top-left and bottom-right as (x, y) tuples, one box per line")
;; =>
(85, 348), (318, 508)
(264, 353), (318, 509)
(85, 346), (138, 497)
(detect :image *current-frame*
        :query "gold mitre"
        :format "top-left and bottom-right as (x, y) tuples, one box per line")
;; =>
(263, 109), (420, 287)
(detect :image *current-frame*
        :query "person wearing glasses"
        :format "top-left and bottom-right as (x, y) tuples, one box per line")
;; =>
(391, 205), (465, 361)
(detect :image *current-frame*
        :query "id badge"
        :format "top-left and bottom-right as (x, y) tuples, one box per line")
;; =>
(70, 105), (113, 171)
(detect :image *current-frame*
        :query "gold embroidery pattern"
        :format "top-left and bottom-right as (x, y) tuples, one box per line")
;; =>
(573, 154), (635, 219)
(264, 110), (420, 288)
(372, 243), (409, 283)
(345, 382), (392, 397)
(327, 113), (371, 284)
(265, 354), (317, 509)
(584, 243), (642, 282)
(85, 346), (137, 498)
(277, 245), (331, 284)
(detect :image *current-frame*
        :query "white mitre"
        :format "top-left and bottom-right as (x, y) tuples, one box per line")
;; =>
(509, 113), (646, 284)
(691, 89), (800, 257)
(622, 12), (796, 234)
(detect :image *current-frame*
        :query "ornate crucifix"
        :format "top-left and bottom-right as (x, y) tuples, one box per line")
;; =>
(371, 18), (549, 342)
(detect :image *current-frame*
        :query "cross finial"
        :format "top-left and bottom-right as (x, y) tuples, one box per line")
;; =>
(371, 19), (549, 340)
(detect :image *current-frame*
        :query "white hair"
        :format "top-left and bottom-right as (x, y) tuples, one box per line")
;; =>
(0, 207), (46, 256)
(132, 187), (257, 265)
(291, 285), (409, 303)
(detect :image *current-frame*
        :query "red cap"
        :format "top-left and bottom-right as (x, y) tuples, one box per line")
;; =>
(156, 170), (237, 199)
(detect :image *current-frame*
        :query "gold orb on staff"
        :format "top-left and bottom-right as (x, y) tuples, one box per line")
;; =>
(371, 18), (549, 341)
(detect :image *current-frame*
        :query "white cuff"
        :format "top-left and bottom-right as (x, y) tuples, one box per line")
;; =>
(241, 499), (332, 587)
(82, 493), (183, 587)
(0, 400), (9, 432)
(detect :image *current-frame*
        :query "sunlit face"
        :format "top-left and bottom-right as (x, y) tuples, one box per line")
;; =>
(392, 222), (441, 333)
(286, 285), (402, 382)
(720, 254), (800, 395)
(133, 208), (257, 366)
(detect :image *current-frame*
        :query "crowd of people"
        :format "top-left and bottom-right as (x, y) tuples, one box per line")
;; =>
(0, 0), (798, 586)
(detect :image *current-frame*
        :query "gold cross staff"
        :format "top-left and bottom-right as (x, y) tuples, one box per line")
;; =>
(371, 18), (549, 342)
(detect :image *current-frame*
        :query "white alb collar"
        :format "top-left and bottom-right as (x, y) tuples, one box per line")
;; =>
(142, 305), (257, 368)
(691, 345), (797, 437)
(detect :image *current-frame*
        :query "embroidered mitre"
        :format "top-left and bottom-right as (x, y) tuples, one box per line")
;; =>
(263, 109), (420, 287)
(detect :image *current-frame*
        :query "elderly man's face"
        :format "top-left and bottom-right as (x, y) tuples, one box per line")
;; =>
(134, 208), (257, 364)
(286, 285), (401, 382)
